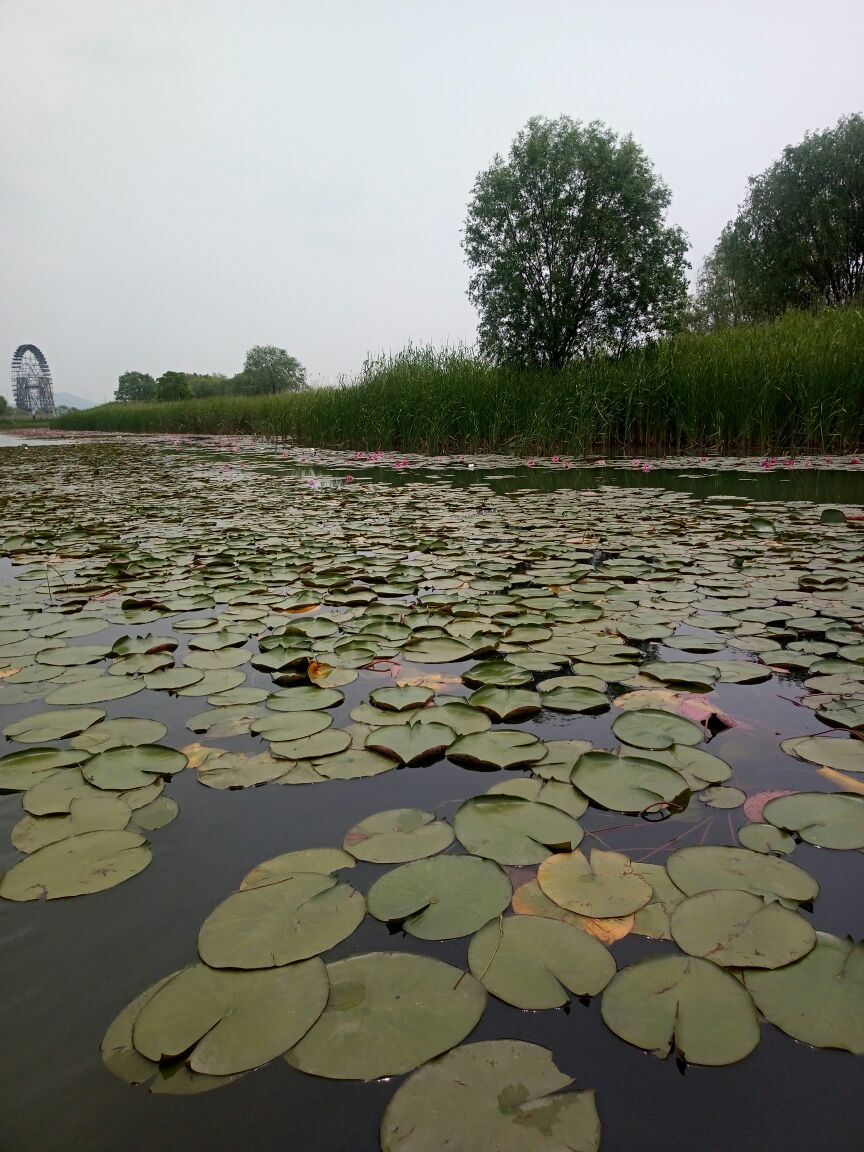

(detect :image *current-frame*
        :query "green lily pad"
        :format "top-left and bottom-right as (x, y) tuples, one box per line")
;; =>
(538, 850), (653, 917)
(411, 700), (492, 735)
(780, 736), (864, 773)
(44, 676), (144, 705)
(462, 660), (533, 687)
(37, 643), (113, 667)
(82, 746), (186, 790)
(533, 739), (594, 782)
(11, 795), (132, 853)
(176, 669), (247, 696)
(240, 848), (355, 889)
(744, 933), (864, 1054)
(629, 862), (687, 941)
(737, 823), (797, 855)
(380, 1040), (601, 1152)
(763, 791), (864, 849)
(0, 747), (89, 792)
(671, 889), (816, 968)
(198, 873), (365, 968)
(642, 661), (720, 689)
(343, 808), (454, 863)
(699, 786), (747, 809)
(251, 710), (332, 741)
(365, 723), (455, 765)
(71, 717), (167, 752)
(468, 915), (615, 1009)
(131, 795), (179, 830)
(666, 845), (819, 903)
(3, 707), (105, 743)
(266, 685), (344, 711)
(448, 730), (546, 770)
(197, 751), (287, 789)
(367, 855), (511, 939)
(486, 777), (589, 819)
(541, 685), (609, 714)
(312, 747), (398, 779)
(143, 667), (205, 692)
(601, 954), (760, 1065)
(133, 960), (328, 1074)
(454, 796), (583, 865)
(369, 685), (434, 711)
(186, 705), (264, 739)
(570, 751), (690, 814)
(270, 729), (352, 760)
(102, 972), (180, 1085)
(402, 638), (473, 663)
(611, 709), (703, 750)
(467, 686), (542, 721)
(285, 952), (486, 1080)
(0, 830), (151, 901)
(184, 648), (252, 671)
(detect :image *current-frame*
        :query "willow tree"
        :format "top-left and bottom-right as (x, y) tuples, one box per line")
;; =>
(463, 117), (689, 367)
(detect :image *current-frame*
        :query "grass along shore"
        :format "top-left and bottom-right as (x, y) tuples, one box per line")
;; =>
(53, 303), (864, 454)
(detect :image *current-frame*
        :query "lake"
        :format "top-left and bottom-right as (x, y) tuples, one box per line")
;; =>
(1, 434), (862, 1152)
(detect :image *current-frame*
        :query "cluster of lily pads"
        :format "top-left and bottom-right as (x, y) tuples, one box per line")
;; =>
(1, 438), (863, 1150)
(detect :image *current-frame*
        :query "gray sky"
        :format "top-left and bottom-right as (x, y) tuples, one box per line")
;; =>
(2, 0), (862, 403)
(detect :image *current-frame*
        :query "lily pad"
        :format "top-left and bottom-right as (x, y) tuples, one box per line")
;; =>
(369, 685), (434, 711)
(512, 879), (635, 943)
(380, 1040), (601, 1152)
(737, 822), (797, 855)
(82, 746), (186, 790)
(198, 873), (365, 968)
(601, 954), (760, 1065)
(611, 709), (703, 750)
(671, 889), (816, 968)
(343, 808), (454, 863)
(71, 717), (167, 752)
(266, 685), (344, 711)
(240, 848), (355, 889)
(197, 751), (287, 789)
(699, 786), (747, 809)
(468, 915), (615, 1009)
(538, 850), (653, 917)
(312, 747), (398, 779)
(285, 952), (486, 1080)
(0, 830), (151, 901)
(570, 751), (690, 814)
(132, 795), (180, 830)
(3, 707), (105, 743)
(666, 845), (819, 903)
(367, 855), (511, 939)
(0, 747), (89, 792)
(744, 933), (864, 1054)
(44, 676), (144, 705)
(454, 796), (583, 865)
(365, 723), (455, 766)
(763, 791), (864, 849)
(467, 686), (542, 721)
(270, 729), (352, 760)
(780, 736), (864, 773)
(133, 960), (328, 1074)
(11, 795), (132, 853)
(448, 729), (546, 770)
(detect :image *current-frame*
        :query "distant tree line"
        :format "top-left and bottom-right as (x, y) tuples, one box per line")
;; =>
(462, 112), (863, 367)
(115, 345), (306, 403)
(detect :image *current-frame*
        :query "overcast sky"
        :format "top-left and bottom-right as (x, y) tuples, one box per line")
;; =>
(1, 0), (862, 403)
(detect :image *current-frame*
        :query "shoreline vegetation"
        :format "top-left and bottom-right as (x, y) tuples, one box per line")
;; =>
(52, 302), (864, 454)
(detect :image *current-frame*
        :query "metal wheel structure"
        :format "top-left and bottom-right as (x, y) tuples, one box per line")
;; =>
(11, 345), (56, 415)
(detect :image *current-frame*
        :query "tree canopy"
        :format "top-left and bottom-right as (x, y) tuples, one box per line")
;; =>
(237, 345), (307, 394)
(155, 372), (190, 402)
(115, 371), (156, 403)
(463, 117), (689, 368)
(696, 114), (864, 328)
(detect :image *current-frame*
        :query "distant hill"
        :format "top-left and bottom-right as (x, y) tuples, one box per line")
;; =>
(54, 392), (98, 410)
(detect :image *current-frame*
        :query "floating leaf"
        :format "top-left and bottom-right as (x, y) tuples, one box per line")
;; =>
(448, 729), (546, 770)
(132, 795), (179, 830)
(763, 791), (864, 849)
(270, 729), (352, 760)
(468, 915), (615, 1008)
(369, 684), (434, 711)
(197, 751), (286, 789)
(285, 952), (486, 1080)
(311, 747), (398, 779)
(343, 808), (454, 863)
(462, 660), (533, 687)
(0, 747), (89, 792)
(380, 1040), (601, 1152)
(538, 850), (653, 917)
(266, 685), (344, 711)
(240, 848), (355, 889)
(82, 746), (186, 790)
(780, 735), (864, 773)
(611, 708), (703, 750)
(0, 830), (151, 900)
(467, 686), (542, 721)
(133, 960), (328, 1074)
(365, 723), (455, 765)
(570, 751), (690, 814)
(699, 785), (746, 809)
(71, 717), (167, 752)
(666, 845), (819, 903)
(367, 855), (511, 939)
(12, 795), (131, 853)
(3, 707), (105, 743)
(737, 822), (797, 855)
(744, 933), (864, 1054)
(198, 873), (365, 968)
(512, 879), (634, 943)
(671, 889), (816, 968)
(454, 796), (582, 865)
(601, 954), (760, 1065)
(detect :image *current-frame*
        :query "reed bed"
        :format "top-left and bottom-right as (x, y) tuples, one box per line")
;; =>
(53, 303), (864, 454)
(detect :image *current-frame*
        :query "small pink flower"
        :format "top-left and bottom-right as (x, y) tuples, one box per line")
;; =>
(526, 458), (536, 467)
(641, 462), (651, 473)
(852, 457), (860, 465)
(551, 455), (560, 463)
(595, 459), (606, 466)
(344, 474), (353, 484)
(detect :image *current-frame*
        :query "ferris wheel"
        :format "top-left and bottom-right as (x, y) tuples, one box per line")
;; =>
(10, 344), (56, 414)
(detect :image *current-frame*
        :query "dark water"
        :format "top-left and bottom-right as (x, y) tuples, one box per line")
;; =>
(1, 457), (863, 1152)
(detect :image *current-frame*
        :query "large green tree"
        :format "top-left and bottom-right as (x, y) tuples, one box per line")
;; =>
(463, 117), (689, 367)
(697, 114), (864, 327)
(155, 372), (190, 402)
(115, 371), (156, 403)
(237, 346), (306, 394)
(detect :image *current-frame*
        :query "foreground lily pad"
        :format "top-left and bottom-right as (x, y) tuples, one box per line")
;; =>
(737, 822), (797, 855)
(82, 745), (186, 790)
(512, 879), (635, 943)
(570, 751), (690, 814)
(780, 735), (864, 773)
(448, 730), (546, 770)
(666, 845), (819, 903)
(380, 1040), (601, 1152)
(198, 873), (365, 968)
(240, 848), (355, 889)
(670, 889), (816, 968)
(454, 796), (583, 865)
(71, 717), (167, 752)
(0, 830), (151, 900)
(11, 795), (131, 853)
(744, 933), (864, 1054)
(365, 723), (455, 766)
(133, 960), (328, 1074)
(343, 808), (454, 863)
(611, 709), (703, 750)
(367, 855), (511, 939)
(3, 707), (105, 743)
(763, 791), (864, 849)
(0, 747), (89, 792)
(285, 952), (486, 1080)
(601, 954), (760, 1065)
(468, 915), (615, 1009)
(538, 850), (653, 918)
